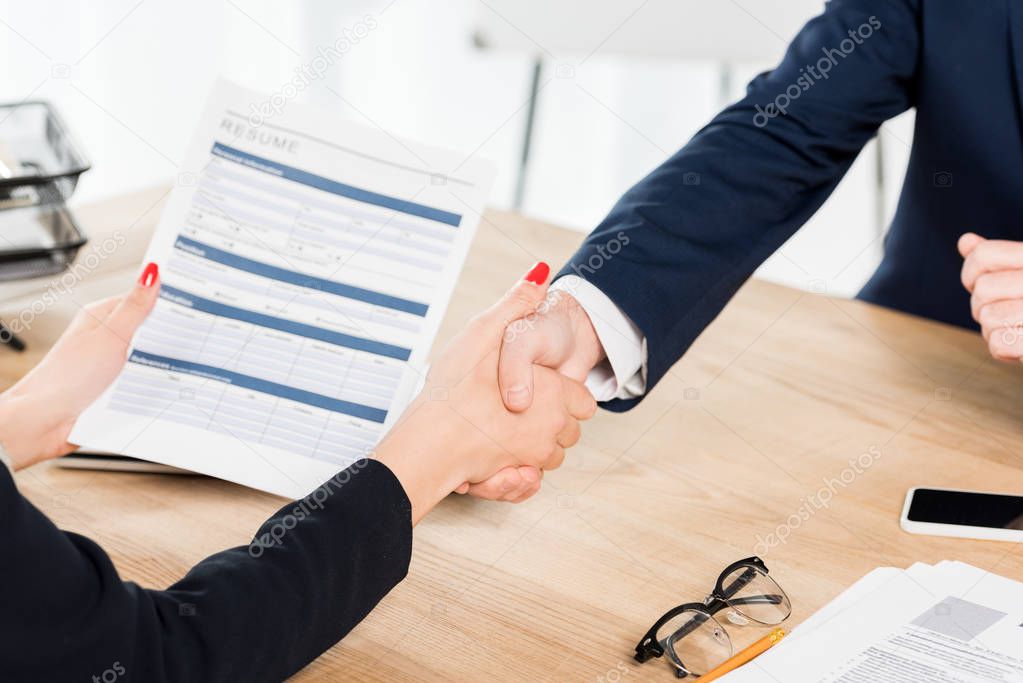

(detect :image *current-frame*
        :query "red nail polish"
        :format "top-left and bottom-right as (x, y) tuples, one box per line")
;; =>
(139, 262), (159, 287)
(525, 261), (550, 285)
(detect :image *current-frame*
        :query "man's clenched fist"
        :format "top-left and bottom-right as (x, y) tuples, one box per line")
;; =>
(959, 232), (1023, 361)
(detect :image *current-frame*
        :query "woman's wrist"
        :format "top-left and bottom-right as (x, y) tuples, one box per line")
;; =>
(0, 392), (28, 470)
(0, 390), (71, 470)
(373, 399), (475, 525)
(0, 393), (14, 473)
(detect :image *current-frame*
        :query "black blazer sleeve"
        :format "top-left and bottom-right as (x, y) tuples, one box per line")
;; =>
(557, 0), (921, 411)
(0, 458), (412, 682)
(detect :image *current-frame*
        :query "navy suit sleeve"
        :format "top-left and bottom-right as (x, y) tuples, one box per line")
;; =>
(559, 0), (921, 411)
(0, 459), (412, 683)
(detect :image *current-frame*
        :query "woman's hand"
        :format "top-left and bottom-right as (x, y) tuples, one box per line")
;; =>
(374, 264), (597, 523)
(0, 263), (160, 470)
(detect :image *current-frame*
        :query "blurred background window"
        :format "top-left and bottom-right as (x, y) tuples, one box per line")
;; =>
(0, 0), (915, 295)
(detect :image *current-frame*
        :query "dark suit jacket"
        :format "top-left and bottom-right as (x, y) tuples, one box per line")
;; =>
(0, 460), (412, 682)
(559, 0), (1023, 410)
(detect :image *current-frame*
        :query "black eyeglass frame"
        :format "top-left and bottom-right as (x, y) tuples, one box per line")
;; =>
(633, 557), (789, 675)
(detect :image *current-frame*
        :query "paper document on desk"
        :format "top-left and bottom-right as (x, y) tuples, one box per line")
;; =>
(720, 561), (1023, 682)
(71, 80), (494, 498)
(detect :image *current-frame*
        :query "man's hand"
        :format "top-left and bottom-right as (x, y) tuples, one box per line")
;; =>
(380, 266), (597, 521)
(498, 288), (606, 410)
(959, 233), (1023, 361)
(455, 287), (606, 501)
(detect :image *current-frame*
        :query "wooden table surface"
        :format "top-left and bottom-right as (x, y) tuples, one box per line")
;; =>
(9, 186), (1023, 682)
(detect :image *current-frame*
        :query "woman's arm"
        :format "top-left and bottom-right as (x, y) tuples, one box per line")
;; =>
(0, 458), (412, 682)
(1, 263), (595, 682)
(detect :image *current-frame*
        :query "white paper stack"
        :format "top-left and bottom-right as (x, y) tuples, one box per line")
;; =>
(721, 561), (1023, 682)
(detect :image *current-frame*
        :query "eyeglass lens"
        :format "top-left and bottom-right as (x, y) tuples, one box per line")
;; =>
(656, 609), (731, 676)
(720, 565), (791, 626)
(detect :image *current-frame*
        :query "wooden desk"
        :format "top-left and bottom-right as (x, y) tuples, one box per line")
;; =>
(10, 187), (1023, 681)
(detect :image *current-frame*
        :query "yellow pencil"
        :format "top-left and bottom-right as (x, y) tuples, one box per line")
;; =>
(697, 628), (786, 682)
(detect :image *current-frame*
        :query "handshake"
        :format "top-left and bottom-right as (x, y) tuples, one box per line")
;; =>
(0, 259), (601, 522)
(376, 262), (606, 518)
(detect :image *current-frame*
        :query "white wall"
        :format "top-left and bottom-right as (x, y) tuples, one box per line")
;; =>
(0, 0), (914, 296)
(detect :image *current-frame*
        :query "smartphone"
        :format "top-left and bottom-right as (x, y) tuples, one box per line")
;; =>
(901, 487), (1023, 542)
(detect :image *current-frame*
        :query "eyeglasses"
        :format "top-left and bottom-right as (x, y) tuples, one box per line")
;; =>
(633, 557), (791, 678)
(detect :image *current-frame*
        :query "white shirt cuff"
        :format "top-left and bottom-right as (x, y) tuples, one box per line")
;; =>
(550, 275), (647, 402)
